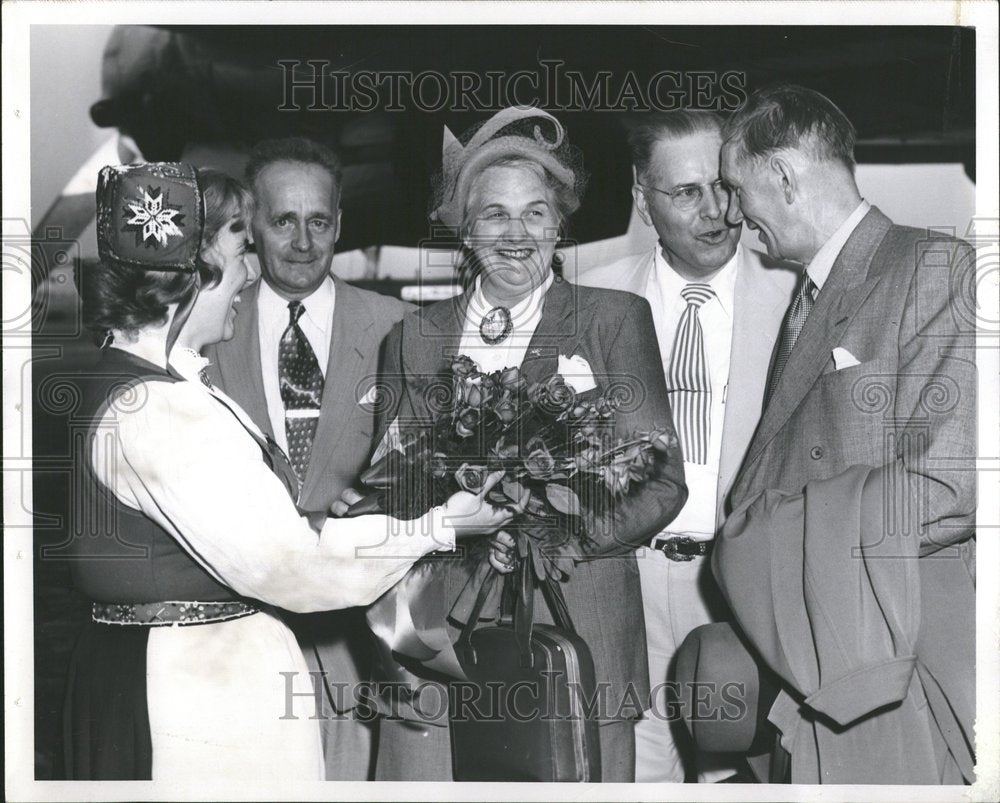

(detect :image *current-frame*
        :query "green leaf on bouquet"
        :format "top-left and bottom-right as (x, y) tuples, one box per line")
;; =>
(545, 483), (582, 516)
(516, 532), (530, 559)
(545, 554), (571, 581)
(528, 541), (547, 582)
(502, 479), (529, 508)
(554, 554), (576, 577)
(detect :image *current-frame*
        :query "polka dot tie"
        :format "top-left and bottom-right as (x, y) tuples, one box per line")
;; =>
(278, 300), (324, 484)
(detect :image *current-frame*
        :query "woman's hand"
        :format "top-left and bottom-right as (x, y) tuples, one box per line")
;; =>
(332, 472), (512, 538)
(488, 531), (518, 574)
(442, 470), (513, 538)
(330, 488), (363, 517)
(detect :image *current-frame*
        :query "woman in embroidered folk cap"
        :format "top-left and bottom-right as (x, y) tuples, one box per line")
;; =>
(369, 107), (687, 781)
(64, 162), (511, 781)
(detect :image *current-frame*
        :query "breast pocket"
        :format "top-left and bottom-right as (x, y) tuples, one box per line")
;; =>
(810, 359), (899, 463)
(815, 358), (893, 402)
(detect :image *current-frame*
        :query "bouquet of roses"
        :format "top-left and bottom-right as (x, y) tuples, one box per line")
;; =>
(350, 355), (674, 580)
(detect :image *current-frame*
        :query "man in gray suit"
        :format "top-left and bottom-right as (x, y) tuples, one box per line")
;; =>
(205, 137), (413, 780)
(567, 111), (796, 782)
(714, 85), (976, 782)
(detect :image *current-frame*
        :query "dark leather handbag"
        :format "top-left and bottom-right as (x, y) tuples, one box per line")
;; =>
(449, 564), (602, 782)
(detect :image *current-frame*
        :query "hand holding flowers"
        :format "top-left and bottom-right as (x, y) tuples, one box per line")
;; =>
(348, 355), (674, 579)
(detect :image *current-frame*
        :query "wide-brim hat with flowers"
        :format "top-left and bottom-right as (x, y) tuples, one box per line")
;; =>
(430, 106), (583, 229)
(96, 162), (203, 272)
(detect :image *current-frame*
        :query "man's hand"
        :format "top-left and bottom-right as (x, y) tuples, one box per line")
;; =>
(441, 470), (513, 538)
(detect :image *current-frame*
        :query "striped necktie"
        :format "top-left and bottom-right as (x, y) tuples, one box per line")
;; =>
(666, 283), (715, 465)
(764, 273), (816, 408)
(279, 300), (324, 484)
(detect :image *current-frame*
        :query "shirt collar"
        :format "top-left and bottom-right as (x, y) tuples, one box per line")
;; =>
(169, 346), (210, 383)
(806, 200), (870, 292)
(654, 242), (741, 319)
(466, 270), (555, 330)
(258, 274), (336, 333)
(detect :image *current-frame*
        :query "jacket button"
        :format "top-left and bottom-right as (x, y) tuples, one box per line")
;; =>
(810, 446), (824, 460)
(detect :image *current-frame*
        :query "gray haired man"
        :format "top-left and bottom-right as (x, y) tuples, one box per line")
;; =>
(568, 110), (796, 782)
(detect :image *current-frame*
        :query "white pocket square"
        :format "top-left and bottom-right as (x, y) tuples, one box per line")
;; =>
(832, 347), (861, 370)
(357, 384), (380, 407)
(371, 416), (402, 462)
(557, 353), (597, 394)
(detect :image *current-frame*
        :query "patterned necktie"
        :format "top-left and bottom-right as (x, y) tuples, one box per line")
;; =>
(278, 300), (324, 483)
(666, 283), (715, 465)
(764, 273), (816, 408)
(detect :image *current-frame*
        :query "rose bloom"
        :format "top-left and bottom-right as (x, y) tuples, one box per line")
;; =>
(594, 397), (617, 417)
(500, 365), (527, 393)
(451, 355), (478, 377)
(544, 375), (576, 411)
(494, 399), (517, 426)
(527, 381), (548, 407)
(455, 462), (488, 493)
(455, 407), (480, 438)
(525, 445), (557, 478)
(462, 381), (489, 409)
(491, 441), (519, 460)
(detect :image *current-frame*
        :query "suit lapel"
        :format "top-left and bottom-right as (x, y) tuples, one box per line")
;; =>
(520, 278), (579, 386)
(623, 249), (656, 298)
(212, 279), (272, 437)
(300, 278), (375, 503)
(717, 250), (792, 512)
(402, 291), (466, 387)
(743, 208), (891, 470)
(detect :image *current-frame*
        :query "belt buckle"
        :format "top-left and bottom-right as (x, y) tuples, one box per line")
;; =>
(656, 535), (696, 562)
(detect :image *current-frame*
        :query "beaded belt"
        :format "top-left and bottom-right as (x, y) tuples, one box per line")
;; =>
(92, 600), (259, 627)
(651, 535), (713, 562)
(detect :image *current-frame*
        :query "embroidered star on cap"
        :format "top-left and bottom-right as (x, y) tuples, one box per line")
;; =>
(97, 162), (203, 273)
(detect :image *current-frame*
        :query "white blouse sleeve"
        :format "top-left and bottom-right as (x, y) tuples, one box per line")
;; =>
(93, 379), (456, 613)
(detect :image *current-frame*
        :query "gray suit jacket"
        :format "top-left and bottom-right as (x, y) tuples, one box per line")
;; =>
(729, 207), (976, 549)
(205, 275), (414, 512)
(568, 244), (797, 525)
(376, 276), (688, 721)
(719, 206), (977, 781)
(204, 275), (414, 712)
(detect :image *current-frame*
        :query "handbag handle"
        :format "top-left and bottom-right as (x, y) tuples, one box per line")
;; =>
(455, 566), (500, 666)
(456, 558), (578, 669)
(513, 561), (535, 668)
(540, 572), (576, 634)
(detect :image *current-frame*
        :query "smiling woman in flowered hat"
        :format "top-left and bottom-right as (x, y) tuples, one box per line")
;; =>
(370, 108), (687, 782)
(64, 162), (511, 781)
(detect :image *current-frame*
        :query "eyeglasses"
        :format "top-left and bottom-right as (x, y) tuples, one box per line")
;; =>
(637, 179), (729, 211)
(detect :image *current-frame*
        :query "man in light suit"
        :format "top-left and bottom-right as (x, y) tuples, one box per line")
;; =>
(204, 137), (414, 780)
(567, 110), (796, 782)
(714, 85), (976, 783)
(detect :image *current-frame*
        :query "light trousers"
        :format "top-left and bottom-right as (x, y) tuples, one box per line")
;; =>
(634, 549), (736, 783)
